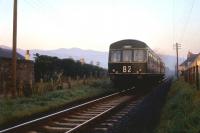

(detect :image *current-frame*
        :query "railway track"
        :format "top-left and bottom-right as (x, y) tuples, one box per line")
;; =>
(0, 88), (141, 133)
(86, 98), (143, 133)
(85, 78), (170, 133)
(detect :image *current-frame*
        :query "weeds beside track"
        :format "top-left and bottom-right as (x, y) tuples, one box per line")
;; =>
(155, 80), (200, 133)
(0, 79), (115, 128)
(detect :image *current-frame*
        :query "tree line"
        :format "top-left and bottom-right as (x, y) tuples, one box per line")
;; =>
(34, 53), (107, 82)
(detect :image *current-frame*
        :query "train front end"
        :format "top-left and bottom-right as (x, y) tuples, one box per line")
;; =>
(108, 40), (148, 88)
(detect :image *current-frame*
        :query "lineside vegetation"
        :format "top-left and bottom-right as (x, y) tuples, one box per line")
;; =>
(0, 78), (114, 127)
(17, 54), (107, 97)
(154, 79), (200, 133)
(34, 54), (106, 82)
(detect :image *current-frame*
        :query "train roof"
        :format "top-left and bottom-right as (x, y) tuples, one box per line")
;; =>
(109, 39), (148, 49)
(109, 39), (164, 64)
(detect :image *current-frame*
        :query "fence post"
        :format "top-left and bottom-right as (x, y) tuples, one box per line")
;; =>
(193, 67), (195, 83)
(196, 65), (199, 90)
(18, 80), (23, 96)
(67, 76), (71, 88)
(188, 68), (191, 83)
(83, 74), (86, 85)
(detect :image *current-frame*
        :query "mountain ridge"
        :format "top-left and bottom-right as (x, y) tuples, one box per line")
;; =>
(0, 45), (184, 70)
(0, 45), (108, 68)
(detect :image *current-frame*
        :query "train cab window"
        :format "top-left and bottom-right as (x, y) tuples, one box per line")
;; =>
(122, 50), (132, 62)
(110, 50), (121, 62)
(134, 49), (146, 62)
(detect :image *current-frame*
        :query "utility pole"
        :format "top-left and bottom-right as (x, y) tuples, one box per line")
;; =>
(174, 43), (181, 79)
(12, 0), (17, 97)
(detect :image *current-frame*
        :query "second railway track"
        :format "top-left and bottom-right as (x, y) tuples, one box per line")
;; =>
(0, 87), (143, 133)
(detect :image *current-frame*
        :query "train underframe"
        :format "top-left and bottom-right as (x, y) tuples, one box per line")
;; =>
(109, 73), (165, 90)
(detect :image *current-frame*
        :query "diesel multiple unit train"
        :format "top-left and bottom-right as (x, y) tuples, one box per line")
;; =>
(108, 39), (165, 87)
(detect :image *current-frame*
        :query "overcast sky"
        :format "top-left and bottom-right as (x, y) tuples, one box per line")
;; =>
(0, 0), (200, 57)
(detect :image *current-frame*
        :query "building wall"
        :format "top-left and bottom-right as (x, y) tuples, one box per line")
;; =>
(0, 58), (34, 96)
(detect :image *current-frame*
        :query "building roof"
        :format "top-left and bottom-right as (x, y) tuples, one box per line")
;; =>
(0, 48), (24, 59)
(180, 52), (199, 67)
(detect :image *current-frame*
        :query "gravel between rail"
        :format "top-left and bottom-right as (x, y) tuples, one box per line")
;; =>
(87, 79), (172, 133)
(113, 79), (172, 133)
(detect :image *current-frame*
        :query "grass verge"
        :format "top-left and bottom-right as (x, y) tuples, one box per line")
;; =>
(154, 79), (200, 133)
(0, 78), (115, 127)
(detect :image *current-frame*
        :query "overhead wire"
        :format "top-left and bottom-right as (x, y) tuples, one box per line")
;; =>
(23, 0), (58, 23)
(23, 0), (55, 13)
(24, 0), (41, 10)
(179, 0), (195, 44)
(172, 0), (175, 47)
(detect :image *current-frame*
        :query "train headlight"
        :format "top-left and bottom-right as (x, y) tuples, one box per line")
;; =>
(138, 69), (142, 74)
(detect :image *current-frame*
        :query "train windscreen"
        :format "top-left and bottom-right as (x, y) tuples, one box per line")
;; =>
(122, 50), (132, 62)
(134, 49), (146, 62)
(110, 50), (121, 62)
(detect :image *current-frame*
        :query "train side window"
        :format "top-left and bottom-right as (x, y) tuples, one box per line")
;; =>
(134, 49), (146, 62)
(110, 50), (121, 62)
(122, 50), (132, 62)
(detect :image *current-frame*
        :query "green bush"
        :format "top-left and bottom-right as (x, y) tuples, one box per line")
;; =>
(34, 54), (107, 82)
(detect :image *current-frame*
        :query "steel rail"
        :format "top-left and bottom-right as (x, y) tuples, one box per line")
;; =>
(0, 87), (135, 133)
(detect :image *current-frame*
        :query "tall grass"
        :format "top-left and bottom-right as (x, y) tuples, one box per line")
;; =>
(31, 78), (109, 95)
(154, 80), (200, 133)
(0, 78), (114, 126)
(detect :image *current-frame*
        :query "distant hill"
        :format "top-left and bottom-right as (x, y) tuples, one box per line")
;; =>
(0, 45), (185, 70)
(0, 45), (108, 68)
(160, 54), (185, 70)
(0, 47), (24, 59)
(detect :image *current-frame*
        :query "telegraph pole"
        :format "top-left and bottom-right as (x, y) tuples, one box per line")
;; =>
(12, 0), (17, 97)
(174, 43), (181, 79)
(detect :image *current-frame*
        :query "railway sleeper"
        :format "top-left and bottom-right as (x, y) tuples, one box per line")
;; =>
(41, 125), (71, 133)
(75, 112), (99, 116)
(68, 115), (92, 119)
(61, 118), (86, 123)
(52, 121), (80, 127)
(82, 110), (103, 114)
(93, 127), (108, 133)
